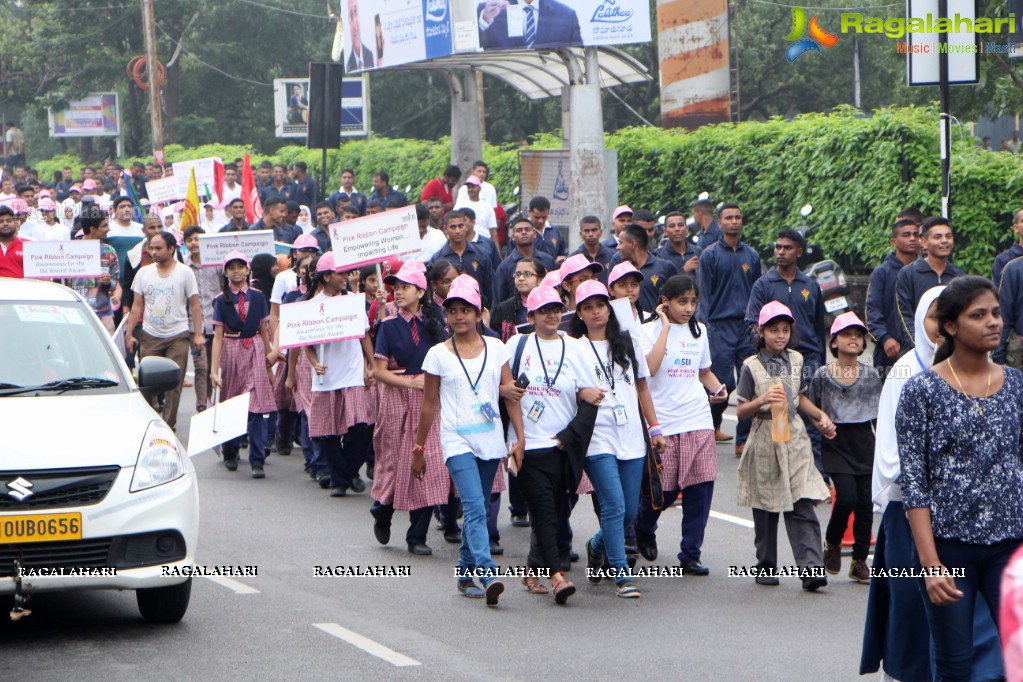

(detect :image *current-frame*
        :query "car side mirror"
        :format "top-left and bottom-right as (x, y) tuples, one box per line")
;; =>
(137, 356), (181, 397)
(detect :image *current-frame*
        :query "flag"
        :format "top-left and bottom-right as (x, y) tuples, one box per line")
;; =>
(241, 152), (262, 224)
(120, 170), (144, 220)
(213, 159), (224, 204)
(181, 167), (200, 229)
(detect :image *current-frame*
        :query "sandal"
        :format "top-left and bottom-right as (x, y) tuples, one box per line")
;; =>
(522, 575), (549, 594)
(551, 577), (576, 605)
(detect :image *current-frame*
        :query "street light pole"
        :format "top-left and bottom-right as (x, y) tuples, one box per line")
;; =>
(141, 0), (164, 165)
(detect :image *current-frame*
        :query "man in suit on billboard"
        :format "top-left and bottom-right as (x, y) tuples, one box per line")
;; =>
(345, 0), (375, 72)
(477, 0), (582, 50)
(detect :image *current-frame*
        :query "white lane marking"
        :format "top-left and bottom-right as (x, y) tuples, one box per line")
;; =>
(314, 623), (422, 667)
(708, 510), (755, 528)
(722, 414), (737, 422)
(203, 575), (260, 594)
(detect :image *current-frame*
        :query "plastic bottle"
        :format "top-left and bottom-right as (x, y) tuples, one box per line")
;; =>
(770, 382), (790, 443)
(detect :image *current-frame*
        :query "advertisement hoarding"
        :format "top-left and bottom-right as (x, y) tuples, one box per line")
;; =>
(48, 93), (120, 137)
(273, 77), (369, 138)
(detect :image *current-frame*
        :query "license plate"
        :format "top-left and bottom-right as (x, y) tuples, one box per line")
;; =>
(824, 296), (849, 313)
(0, 512), (82, 544)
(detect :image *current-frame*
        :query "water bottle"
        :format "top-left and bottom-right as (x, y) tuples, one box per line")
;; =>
(770, 382), (790, 443)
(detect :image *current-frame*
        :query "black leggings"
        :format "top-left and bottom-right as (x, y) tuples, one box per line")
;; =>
(824, 472), (872, 561)
(515, 448), (568, 574)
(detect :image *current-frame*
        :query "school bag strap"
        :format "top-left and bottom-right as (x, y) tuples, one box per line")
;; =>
(511, 333), (529, 377)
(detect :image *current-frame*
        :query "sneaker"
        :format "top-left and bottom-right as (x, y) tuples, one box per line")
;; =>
(615, 580), (641, 598)
(251, 466), (265, 479)
(849, 560), (870, 584)
(457, 579), (485, 598)
(585, 539), (603, 584)
(714, 429), (733, 442)
(823, 542), (842, 575)
(485, 579), (504, 606)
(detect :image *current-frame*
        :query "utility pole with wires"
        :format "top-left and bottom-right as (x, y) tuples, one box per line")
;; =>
(141, 0), (164, 165)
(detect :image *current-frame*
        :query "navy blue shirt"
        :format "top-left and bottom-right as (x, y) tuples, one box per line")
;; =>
(292, 176), (317, 207)
(994, 243), (1023, 289)
(431, 241), (496, 310)
(328, 189), (367, 216)
(865, 251), (911, 363)
(745, 267), (826, 363)
(310, 227), (332, 253)
(374, 312), (444, 374)
(219, 220), (251, 233)
(249, 218), (302, 245)
(601, 233), (619, 251)
(369, 189), (409, 207)
(634, 254), (678, 313)
(997, 256), (1023, 363)
(895, 257), (964, 348)
(473, 234), (502, 273)
(570, 243), (616, 284)
(259, 182), (297, 205)
(534, 225), (567, 262)
(697, 238), (762, 323)
(493, 249), (556, 304)
(695, 219), (722, 250)
(654, 242), (702, 275)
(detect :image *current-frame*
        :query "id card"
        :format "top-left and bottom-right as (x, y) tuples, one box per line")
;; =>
(480, 401), (499, 422)
(505, 4), (524, 37)
(612, 403), (629, 426)
(526, 399), (545, 423)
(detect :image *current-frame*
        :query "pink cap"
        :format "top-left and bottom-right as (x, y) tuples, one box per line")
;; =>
(574, 280), (610, 307)
(68, 185), (82, 193)
(758, 301), (795, 328)
(316, 251), (336, 272)
(541, 271), (562, 288)
(11, 199), (29, 214)
(82, 179), (98, 190)
(444, 274), (482, 311)
(38, 198), (57, 211)
(463, 175), (481, 186)
(526, 285), (565, 312)
(223, 250), (250, 268)
(559, 254), (603, 282)
(608, 261), (644, 286)
(612, 205), (633, 220)
(37, 190), (52, 199)
(384, 262), (428, 290)
(293, 234), (320, 252)
(830, 311), (868, 336)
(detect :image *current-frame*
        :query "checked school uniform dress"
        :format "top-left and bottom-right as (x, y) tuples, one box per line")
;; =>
(213, 287), (276, 414)
(371, 310), (449, 510)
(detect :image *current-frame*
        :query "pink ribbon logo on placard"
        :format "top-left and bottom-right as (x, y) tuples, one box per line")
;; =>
(319, 303), (325, 315)
(59, 244), (64, 253)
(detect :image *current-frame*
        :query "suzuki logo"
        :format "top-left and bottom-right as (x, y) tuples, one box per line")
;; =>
(7, 477), (34, 501)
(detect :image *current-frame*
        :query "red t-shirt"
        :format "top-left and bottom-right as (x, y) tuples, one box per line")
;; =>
(0, 236), (24, 278)
(419, 178), (454, 206)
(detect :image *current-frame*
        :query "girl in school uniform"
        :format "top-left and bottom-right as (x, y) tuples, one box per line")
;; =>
(608, 261), (653, 325)
(210, 251), (277, 478)
(414, 274), (517, 606)
(568, 280), (666, 599)
(807, 312), (882, 584)
(635, 274), (728, 575)
(304, 252), (376, 498)
(429, 259), (459, 308)
(735, 301), (835, 591)
(279, 255), (317, 473)
(370, 262), (448, 556)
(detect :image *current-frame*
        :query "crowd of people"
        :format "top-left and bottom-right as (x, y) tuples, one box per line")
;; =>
(2, 155), (1023, 678)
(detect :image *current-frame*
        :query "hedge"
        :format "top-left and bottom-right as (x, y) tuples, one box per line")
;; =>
(30, 105), (1022, 275)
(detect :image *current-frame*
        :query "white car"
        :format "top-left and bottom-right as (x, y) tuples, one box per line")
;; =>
(0, 278), (199, 623)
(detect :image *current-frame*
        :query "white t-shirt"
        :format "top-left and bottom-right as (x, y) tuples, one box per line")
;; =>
(455, 181), (498, 208)
(639, 319), (713, 436)
(579, 335), (650, 460)
(505, 333), (592, 452)
(28, 221), (70, 242)
(454, 198), (497, 232)
(416, 227), (448, 262)
(222, 184), (242, 202)
(270, 269), (298, 305)
(422, 336), (509, 461)
(310, 291), (368, 392)
(109, 220), (143, 238)
(131, 261), (199, 338)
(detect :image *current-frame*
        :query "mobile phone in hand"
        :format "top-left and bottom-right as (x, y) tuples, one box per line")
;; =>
(515, 373), (530, 389)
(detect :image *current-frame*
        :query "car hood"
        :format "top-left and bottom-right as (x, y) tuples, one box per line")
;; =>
(0, 392), (165, 469)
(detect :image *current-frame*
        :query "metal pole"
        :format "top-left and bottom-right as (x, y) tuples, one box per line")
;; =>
(938, 0), (951, 220)
(141, 0), (164, 165)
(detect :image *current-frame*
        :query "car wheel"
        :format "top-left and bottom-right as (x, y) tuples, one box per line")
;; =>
(136, 577), (191, 623)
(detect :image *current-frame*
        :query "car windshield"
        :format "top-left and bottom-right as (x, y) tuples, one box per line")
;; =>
(0, 301), (128, 395)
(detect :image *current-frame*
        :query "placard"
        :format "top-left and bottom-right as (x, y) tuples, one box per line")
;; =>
(188, 392), (251, 457)
(198, 230), (275, 267)
(23, 240), (102, 279)
(145, 176), (181, 205)
(172, 157), (221, 199)
(278, 294), (367, 349)
(329, 207), (421, 271)
(610, 297), (639, 333)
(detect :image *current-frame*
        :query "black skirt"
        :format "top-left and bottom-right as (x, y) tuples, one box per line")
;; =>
(821, 421), (874, 476)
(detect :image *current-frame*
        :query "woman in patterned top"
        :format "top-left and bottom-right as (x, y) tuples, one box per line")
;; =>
(898, 276), (1023, 680)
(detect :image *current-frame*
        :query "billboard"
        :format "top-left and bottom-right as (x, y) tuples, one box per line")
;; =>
(48, 93), (120, 137)
(342, 0), (651, 72)
(273, 77), (369, 138)
(519, 148), (618, 229)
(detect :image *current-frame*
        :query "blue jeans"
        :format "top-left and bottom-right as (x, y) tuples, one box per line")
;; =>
(921, 536), (1021, 681)
(446, 453), (501, 586)
(584, 454), (643, 583)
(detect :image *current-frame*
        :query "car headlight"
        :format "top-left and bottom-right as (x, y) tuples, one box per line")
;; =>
(130, 421), (186, 492)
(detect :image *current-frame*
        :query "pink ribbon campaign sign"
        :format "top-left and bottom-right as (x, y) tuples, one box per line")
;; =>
(329, 207), (421, 271)
(277, 293), (367, 349)
(197, 230), (275, 267)
(23, 240), (103, 279)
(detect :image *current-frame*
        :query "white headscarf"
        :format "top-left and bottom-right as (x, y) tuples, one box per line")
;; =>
(297, 205), (313, 234)
(872, 285), (946, 512)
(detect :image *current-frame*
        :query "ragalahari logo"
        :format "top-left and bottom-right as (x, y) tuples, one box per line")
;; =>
(785, 8), (839, 62)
